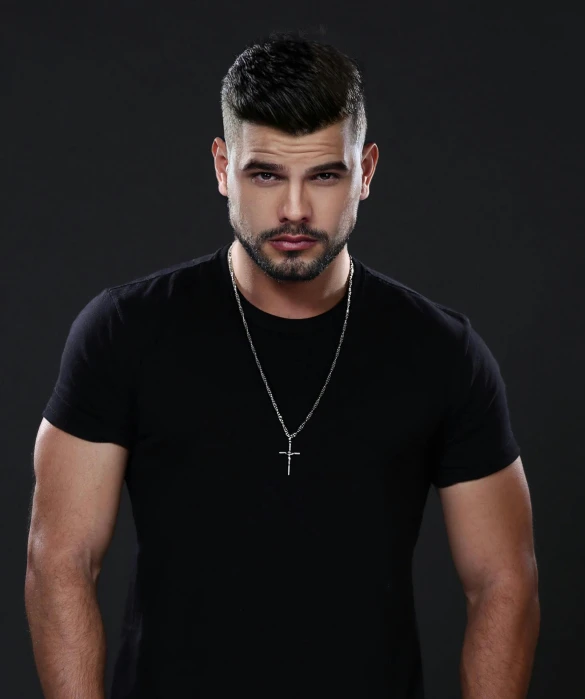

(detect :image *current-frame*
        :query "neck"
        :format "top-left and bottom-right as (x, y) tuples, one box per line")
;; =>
(230, 240), (351, 320)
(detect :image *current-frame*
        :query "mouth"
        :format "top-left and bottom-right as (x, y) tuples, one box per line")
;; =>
(270, 237), (318, 250)
(271, 235), (317, 242)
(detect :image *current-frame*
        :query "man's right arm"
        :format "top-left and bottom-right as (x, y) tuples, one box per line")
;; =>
(25, 418), (129, 699)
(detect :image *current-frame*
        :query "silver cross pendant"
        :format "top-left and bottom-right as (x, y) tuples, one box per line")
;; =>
(279, 436), (300, 476)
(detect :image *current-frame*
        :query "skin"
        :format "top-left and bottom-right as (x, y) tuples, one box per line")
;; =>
(211, 117), (379, 319)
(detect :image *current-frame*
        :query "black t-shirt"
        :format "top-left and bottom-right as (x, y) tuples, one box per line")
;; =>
(42, 242), (521, 698)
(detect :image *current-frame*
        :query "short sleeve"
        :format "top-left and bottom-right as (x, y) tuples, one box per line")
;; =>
(431, 319), (521, 489)
(42, 288), (135, 449)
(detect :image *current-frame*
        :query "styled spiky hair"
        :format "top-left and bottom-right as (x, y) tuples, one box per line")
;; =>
(220, 29), (368, 156)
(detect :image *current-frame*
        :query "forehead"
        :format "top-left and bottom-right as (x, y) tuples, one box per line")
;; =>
(237, 119), (353, 160)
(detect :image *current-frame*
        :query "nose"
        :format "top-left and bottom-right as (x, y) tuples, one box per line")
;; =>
(279, 186), (312, 225)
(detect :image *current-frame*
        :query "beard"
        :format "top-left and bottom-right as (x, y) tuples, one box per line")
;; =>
(227, 196), (356, 283)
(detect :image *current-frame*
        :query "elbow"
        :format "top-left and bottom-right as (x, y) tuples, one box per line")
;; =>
(465, 568), (540, 609)
(26, 541), (99, 586)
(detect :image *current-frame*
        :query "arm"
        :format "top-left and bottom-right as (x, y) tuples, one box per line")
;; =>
(438, 457), (540, 699)
(462, 575), (540, 699)
(25, 418), (129, 699)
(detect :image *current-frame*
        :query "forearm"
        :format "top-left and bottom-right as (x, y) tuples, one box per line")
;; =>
(461, 582), (540, 699)
(25, 561), (106, 699)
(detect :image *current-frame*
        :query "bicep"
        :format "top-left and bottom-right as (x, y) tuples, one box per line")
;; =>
(438, 456), (538, 602)
(27, 417), (129, 581)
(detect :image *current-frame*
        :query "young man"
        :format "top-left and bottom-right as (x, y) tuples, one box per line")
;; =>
(27, 30), (539, 699)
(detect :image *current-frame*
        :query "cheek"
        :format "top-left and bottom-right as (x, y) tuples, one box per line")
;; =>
(237, 201), (269, 234)
(338, 200), (359, 228)
(323, 191), (355, 218)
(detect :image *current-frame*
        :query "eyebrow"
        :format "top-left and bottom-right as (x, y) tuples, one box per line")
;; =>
(240, 159), (350, 175)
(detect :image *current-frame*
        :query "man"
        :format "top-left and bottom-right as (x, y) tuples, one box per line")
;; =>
(26, 30), (539, 699)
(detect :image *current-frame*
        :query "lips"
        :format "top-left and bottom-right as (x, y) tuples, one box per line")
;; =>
(272, 236), (316, 242)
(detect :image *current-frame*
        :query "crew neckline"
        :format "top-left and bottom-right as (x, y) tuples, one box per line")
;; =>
(216, 241), (364, 335)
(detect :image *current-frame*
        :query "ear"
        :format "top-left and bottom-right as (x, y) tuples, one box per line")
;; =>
(360, 142), (379, 200)
(211, 137), (229, 197)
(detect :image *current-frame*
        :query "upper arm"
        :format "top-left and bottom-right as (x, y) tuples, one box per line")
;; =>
(438, 456), (538, 603)
(27, 417), (129, 581)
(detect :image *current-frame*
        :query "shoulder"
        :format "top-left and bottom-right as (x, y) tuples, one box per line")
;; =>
(86, 249), (221, 355)
(359, 259), (471, 356)
(107, 249), (218, 315)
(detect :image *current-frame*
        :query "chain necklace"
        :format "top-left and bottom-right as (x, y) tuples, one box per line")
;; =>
(227, 241), (354, 475)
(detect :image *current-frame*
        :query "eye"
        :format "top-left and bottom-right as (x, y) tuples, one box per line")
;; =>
(251, 173), (278, 182)
(314, 173), (340, 182)
(250, 172), (340, 183)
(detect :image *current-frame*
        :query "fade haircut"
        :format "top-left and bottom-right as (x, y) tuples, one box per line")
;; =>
(220, 29), (368, 158)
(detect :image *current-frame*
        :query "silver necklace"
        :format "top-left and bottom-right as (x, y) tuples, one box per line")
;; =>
(227, 241), (354, 475)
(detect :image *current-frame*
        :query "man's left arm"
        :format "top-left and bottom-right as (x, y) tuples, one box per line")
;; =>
(438, 456), (540, 699)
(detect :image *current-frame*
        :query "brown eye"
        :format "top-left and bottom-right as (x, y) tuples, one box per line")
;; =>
(250, 172), (340, 183)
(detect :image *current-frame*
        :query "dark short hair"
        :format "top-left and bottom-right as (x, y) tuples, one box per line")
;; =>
(220, 29), (368, 156)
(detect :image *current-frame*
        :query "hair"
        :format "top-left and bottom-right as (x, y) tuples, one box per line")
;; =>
(220, 29), (368, 158)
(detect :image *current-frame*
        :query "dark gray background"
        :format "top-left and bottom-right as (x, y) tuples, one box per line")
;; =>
(4, 2), (584, 697)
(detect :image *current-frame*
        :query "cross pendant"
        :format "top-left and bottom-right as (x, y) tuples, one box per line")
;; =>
(278, 436), (300, 476)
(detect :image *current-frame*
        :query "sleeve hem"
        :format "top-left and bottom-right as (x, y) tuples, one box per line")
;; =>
(42, 390), (133, 450)
(432, 439), (521, 489)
